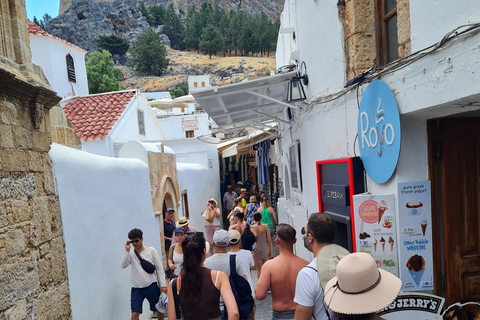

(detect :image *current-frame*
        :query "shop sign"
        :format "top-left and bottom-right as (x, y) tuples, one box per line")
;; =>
(377, 293), (445, 319)
(357, 80), (401, 184)
(397, 181), (434, 292)
(182, 119), (199, 131)
(321, 184), (348, 206)
(353, 194), (399, 277)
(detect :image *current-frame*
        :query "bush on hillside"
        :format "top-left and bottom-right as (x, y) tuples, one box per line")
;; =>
(85, 50), (125, 94)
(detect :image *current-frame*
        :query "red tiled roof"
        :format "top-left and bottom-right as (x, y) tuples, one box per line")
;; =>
(63, 91), (136, 142)
(27, 21), (87, 54)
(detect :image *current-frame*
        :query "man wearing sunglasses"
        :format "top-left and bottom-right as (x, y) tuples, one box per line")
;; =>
(121, 228), (167, 320)
(294, 213), (349, 320)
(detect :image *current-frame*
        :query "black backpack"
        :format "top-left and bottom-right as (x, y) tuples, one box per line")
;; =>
(241, 223), (256, 251)
(224, 255), (254, 320)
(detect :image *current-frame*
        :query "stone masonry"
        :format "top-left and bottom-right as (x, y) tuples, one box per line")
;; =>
(0, 1), (72, 319)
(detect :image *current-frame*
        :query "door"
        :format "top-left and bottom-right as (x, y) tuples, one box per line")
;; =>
(430, 117), (480, 305)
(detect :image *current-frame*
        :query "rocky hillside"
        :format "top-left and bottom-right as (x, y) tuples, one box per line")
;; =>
(119, 47), (276, 92)
(49, 0), (283, 53)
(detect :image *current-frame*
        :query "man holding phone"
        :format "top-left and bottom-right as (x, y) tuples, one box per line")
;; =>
(121, 228), (167, 320)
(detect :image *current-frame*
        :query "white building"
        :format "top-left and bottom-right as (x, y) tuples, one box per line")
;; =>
(61, 89), (166, 157)
(189, 75), (211, 92)
(193, 0), (480, 304)
(28, 21), (89, 98)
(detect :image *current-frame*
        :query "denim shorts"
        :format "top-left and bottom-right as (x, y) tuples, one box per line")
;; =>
(131, 282), (160, 313)
(271, 309), (295, 320)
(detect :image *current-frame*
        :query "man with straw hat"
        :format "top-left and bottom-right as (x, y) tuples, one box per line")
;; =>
(323, 252), (402, 320)
(172, 217), (198, 244)
(294, 213), (349, 320)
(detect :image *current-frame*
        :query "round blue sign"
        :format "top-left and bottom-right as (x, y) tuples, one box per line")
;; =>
(357, 80), (401, 184)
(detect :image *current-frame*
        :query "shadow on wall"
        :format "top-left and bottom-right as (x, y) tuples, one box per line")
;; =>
(49, 143), (160, 320)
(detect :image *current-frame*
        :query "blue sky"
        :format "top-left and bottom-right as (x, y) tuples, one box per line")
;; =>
(25, 0), (60, 21)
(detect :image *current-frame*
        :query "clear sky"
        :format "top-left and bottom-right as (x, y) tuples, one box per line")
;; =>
(25, 0), (60, 21)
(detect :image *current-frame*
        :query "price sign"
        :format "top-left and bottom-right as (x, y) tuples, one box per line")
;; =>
(359, 239), (371, 247)
(403, 227), (415, 234)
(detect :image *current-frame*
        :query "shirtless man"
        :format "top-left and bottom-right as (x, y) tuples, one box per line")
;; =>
(229, 211), (247, 236)
(255, 224), (308, 320)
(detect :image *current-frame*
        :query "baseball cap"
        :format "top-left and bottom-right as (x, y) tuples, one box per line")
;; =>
(228, 230), (241, 245)
(213, 229), (230, 247)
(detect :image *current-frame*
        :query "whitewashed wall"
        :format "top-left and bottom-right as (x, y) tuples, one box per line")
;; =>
(30, 37), (88, 98)
(157, 113), (212, 140)
(49, 143), (161, 320)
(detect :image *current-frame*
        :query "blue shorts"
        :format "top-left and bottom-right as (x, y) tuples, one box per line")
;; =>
(131, 282), (160, 313)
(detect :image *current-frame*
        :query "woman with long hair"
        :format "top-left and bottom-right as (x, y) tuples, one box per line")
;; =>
(324, 252), (402, 320)
(257, 198), (277, 238)
(167, 232), (239, 320)
(167, 227), (185, 279)
(251, 212), (272, 279)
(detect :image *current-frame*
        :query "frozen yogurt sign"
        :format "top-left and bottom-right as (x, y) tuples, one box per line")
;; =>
(358, 80), (401, 184)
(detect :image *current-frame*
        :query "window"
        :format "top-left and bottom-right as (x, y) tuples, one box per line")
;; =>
(182, 191), (189, 219)
(137, 109), (145, 135)
(201, 82), (205, 87)
(185, 130), (194, 138)
(66, 54), (76, 83)
(377, 0), (398, 65)
(194, 82), (198, 88)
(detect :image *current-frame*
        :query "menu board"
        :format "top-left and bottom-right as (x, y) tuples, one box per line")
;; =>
(397, 181), (433, 292)
(353, 194), (399, 277)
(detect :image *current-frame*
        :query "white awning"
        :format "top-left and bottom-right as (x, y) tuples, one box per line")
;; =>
(192, 71), (297, 133)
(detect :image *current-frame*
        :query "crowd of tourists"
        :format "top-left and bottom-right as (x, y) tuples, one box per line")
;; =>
(121, 185), (402, 320)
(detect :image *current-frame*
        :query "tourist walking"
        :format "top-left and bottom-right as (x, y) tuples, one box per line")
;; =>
(227, 199), (243, 226)
(323, 252), (402, 320)
(167, 227), (186, 279)
(223, 185), (238, 228)
(163, 208), (176, 257)
(121, 228), (167, 320)
(255, 224), (307, 320)
(246, 196), (259, 225)
(257, 198), (277, 237)
(167, 232), (239, 320)
(202, 198), (222, 255)
(251, 212), (272, 278)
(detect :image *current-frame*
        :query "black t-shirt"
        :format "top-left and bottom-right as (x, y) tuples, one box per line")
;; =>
(164, 220), (176, 250)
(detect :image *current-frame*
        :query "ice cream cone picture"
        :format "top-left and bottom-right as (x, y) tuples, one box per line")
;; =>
(388, 236), (394, 252)
(377, 200), (388, 223)
(373, 238), (378, 252)
(406, 254), (426, 286)
(420, 215), (428, 236)
(380, 237), (385, 252)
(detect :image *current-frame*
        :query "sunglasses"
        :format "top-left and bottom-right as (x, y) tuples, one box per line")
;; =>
(129, 239), (140, 244)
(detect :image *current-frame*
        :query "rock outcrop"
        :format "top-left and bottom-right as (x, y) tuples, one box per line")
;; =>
(46, 0), (157, 52)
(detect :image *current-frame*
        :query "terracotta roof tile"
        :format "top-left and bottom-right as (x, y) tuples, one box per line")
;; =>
(27, 21), (87, 53)
(63, 91), (136, 142)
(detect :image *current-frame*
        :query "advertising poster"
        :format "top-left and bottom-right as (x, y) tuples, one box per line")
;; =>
(377, 293), (445, 320)
(353, 194), (399, 277)
(397, 181), (434, 292)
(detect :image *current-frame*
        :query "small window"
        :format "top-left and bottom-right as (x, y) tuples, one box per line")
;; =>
(185, 130), (194, 138)
(66, 54), (76, 83)
(377, 0), (398, 65)
(194, 82), (198, 88)
(201, 82), (205, 87)
(137, 109), (145, 135)
(182, 192), (189, 219)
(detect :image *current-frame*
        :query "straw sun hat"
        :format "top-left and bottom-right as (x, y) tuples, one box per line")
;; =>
(324, 252), (402, 315)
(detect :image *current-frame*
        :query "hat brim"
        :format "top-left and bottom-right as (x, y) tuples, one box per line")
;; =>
(324, 268), (402, 315)
(176, 220), (189, 227)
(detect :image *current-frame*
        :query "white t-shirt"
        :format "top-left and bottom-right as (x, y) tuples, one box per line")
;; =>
(294, 258), (330, 320)
(228, 249), (255, 298)
(204, 253), (246, 277)
(121, 246), (166, 288)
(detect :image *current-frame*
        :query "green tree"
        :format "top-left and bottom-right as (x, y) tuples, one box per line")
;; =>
(199, 24), (224, 59)
(95, 35), (129, 57)
(32, 13), (52, 30)
(85, 50), (124, 94)
(163, 4), (185, 50)
(129, 27), (169, 75)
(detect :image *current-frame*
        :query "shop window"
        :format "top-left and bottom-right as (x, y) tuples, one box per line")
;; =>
(137, 109), (145, 135)
(66, 54), (76, 83)
(185, 130), (194, 138)
(377, 0), (399, 65)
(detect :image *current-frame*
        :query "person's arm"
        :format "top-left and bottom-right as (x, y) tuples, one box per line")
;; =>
(266, 226), (273, 259)
(121, 240), (131, 268)
(294, 305), (314, 320)
(217, 271), (239, 320)
(168, 245), (176, 270)
(167, 280), (176, 320)
(200, 205), (208, 216)
(269, 207), (277, 225)
(227, 209), (234, 220)
(153, 248), (167, 290)
(255, 261), (271, 300)
(214, 208), (221, 218)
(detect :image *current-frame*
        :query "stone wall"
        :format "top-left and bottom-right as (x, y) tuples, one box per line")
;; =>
(339, 0), (412, 80)
(0, 1), (72, 319)
(148, 151), (179, 266)
(49, 106), (82, 149)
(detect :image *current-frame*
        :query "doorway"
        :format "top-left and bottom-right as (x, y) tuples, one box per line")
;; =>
(429, 116), (480, 305)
